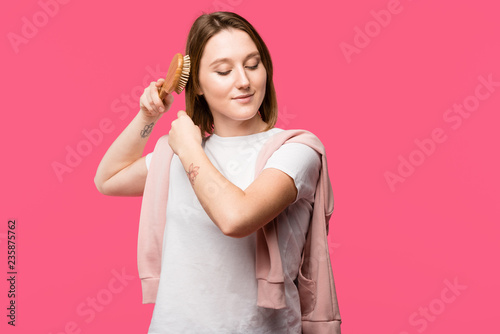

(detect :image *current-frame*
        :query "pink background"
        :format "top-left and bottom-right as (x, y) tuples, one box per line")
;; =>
(2, 0), (499, 333)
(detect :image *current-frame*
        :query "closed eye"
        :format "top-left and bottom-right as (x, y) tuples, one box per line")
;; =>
(216, 70), (231, 76)
(216, 62), (260, 76)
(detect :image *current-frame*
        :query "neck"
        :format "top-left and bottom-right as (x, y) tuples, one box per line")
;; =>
(212, 113), (269, 137)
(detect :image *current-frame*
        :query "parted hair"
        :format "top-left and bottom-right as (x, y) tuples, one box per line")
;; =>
(184, 11), (278, 137)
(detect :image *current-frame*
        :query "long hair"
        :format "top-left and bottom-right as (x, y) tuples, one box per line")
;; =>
(184, 11), (278, 137)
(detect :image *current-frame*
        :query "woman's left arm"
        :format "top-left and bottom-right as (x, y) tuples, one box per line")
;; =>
(169, 111), (297, 238)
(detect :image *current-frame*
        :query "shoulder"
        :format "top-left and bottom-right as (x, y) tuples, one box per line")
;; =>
(265, 140), (322, 171)
(263, 128), (325, 153)
(262, 138), (322, 204)
(263, 130), (323, 181)
(281, 129), (325, 154)
(261, 128), (324, 164)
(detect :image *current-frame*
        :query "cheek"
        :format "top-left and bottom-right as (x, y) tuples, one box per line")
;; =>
(256, 70), (267, 104)
(256, 69), (267, 90)
(200, 75), (231, 107)
(203, 75), (232, 99)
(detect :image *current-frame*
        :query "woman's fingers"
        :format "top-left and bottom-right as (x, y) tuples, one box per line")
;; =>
(150, 81), (166, 113)
(145, 82), (159, 113)
(155, 78), (165, 87)
(168, 109), (202, 156)
(153, 78), (175, 113)
(140, 79), (174, 118)
(140, 84), (157, 117)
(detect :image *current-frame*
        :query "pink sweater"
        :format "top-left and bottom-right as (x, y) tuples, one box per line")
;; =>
(137, 129), (341, 333)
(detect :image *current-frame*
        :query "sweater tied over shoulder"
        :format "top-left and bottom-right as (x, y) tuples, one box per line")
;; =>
(137, 129), (342, 334)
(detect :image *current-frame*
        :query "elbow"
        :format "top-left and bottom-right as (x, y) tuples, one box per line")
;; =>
(94, 177), (105, 194)
(221, 225), (248, 239)
(221, 226), (249, 239)
(218, 209), (252, 239)
(94, 175), (109, 195)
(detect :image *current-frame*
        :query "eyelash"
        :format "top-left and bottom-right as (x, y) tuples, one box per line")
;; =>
(216, 63), (259, 76)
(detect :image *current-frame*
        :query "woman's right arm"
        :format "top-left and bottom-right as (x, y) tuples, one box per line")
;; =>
(94, 79), (173, 196)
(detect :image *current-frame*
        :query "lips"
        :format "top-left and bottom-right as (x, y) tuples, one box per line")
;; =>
(233, 93), (254, 99)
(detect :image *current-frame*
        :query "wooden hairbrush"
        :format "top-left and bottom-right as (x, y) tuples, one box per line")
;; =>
(158, 53), (191, 100)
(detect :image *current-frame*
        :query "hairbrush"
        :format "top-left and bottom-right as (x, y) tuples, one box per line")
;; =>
(158, 53), (191, 100)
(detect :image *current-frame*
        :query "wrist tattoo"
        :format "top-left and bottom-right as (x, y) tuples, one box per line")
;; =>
(186, 163), (200, 185)
(140, 122), (155, 138)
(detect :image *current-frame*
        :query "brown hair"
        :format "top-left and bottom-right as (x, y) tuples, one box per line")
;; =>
(184, 11), (278, 137)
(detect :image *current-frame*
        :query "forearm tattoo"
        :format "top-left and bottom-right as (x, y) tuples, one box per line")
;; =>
(140, 122), (155, 138)
(186, 163), (200, 185)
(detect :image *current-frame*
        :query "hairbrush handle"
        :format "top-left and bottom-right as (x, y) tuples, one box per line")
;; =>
(158, 53), (190, 100)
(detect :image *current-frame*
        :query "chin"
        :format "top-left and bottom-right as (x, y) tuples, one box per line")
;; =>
(236, 108), (262, 121)
(221, 104), (258, 120)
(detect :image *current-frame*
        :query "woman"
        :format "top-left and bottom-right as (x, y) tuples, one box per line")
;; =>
(95, 11), (340, 334)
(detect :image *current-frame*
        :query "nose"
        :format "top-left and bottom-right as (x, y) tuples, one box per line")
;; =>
(235, 66), (250, 90)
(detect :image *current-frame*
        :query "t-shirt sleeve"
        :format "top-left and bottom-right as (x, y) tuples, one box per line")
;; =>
(145, 152), (153, 170)
(263, 143), (322, 204)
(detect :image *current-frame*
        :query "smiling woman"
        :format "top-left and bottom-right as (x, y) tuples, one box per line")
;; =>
(94, 11), (341, 334)
(184, 12), (278, 137)
(195, 28), (268, 136)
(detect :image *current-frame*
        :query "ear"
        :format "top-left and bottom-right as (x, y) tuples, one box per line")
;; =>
(195, 82), (204, 96)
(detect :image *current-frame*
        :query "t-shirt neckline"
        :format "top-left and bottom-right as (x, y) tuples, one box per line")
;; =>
(206, 127), (282, 146)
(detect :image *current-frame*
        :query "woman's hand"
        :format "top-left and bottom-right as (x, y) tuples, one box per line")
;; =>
(139, 78), (174, 120)
(168, 110), (203, 156)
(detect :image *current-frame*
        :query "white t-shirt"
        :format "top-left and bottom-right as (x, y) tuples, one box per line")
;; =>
(145, 127), (321, 334)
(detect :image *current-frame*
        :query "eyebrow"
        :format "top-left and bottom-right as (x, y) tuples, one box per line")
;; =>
(209, 51), (261, 67)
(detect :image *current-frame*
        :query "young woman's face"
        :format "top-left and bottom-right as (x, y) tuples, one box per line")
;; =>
(198, 28), (267, 127)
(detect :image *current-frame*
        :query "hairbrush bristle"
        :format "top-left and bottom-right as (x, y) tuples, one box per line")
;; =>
(175, 55), (191, 94)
